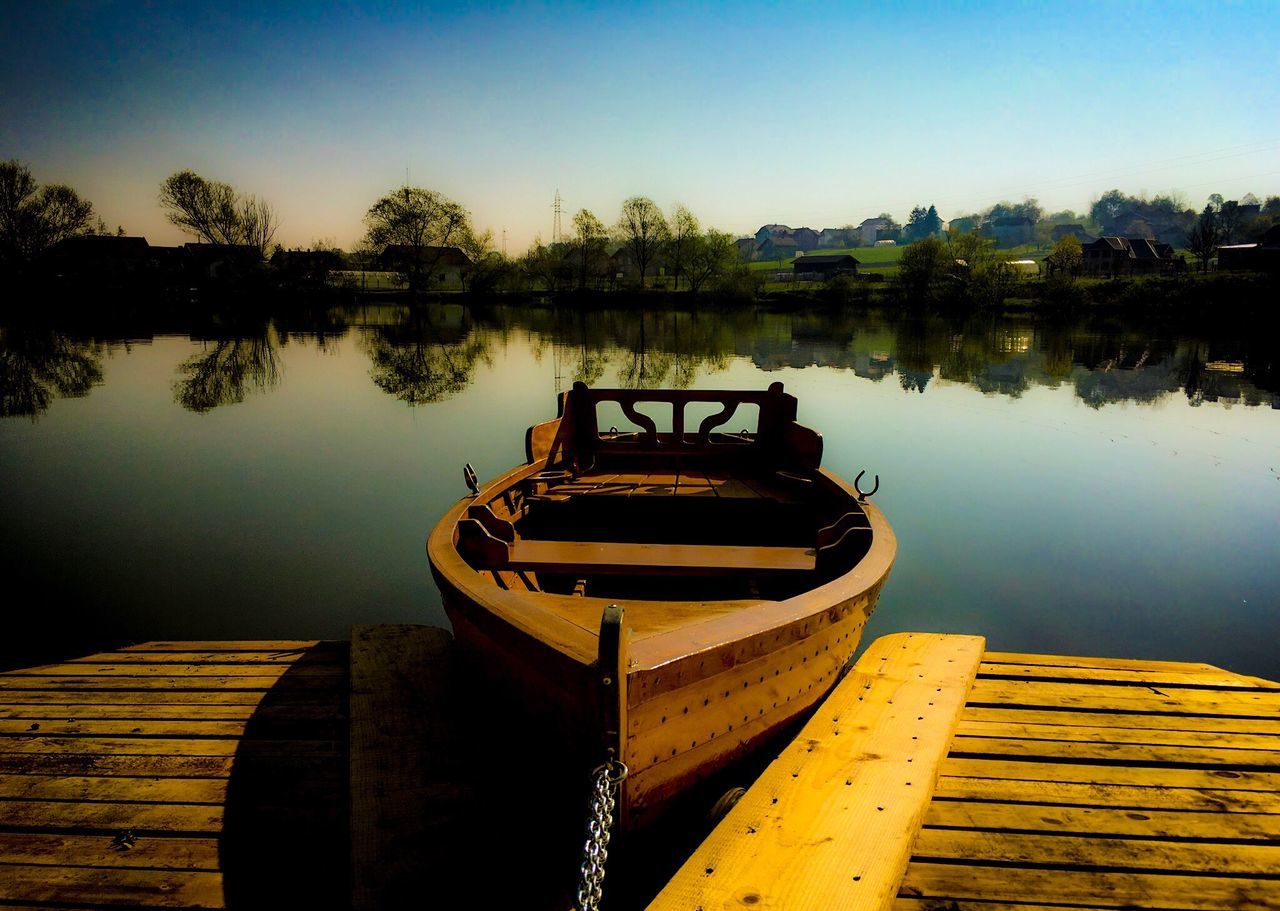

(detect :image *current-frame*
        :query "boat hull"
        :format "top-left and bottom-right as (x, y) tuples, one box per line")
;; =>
(428, 460), (896, 828)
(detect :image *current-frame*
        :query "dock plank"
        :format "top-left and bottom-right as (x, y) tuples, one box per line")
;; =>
(0, 774), (228, 803)
(899, 863), (1280, 911)
(977, 661), (1278, 690)
(914, 828), (1280, 876)
(925, 799), (1280, 840)
(0, 832), (222, 871)
(940, 756), (1280, 790)
(0, 864), (224, 908)
(932, 775), (1280, 813)
(954, 719), (1280, 749)
(961, 706), (1280, 735)
(350, 625), (470, 911)
(647, 632), (985, 911)
(949, 735), (1280, 767)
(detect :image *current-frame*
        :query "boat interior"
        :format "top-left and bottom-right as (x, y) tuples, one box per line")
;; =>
(453, 383), (875, 605)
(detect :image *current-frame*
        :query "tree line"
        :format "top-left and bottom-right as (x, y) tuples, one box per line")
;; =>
(3, 157), (1277, 296)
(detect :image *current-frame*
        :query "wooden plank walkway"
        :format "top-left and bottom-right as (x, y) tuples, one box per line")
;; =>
(0, 640), (350, 909)
(350, 624), (470, 911)
(648, 634), (1280, 911)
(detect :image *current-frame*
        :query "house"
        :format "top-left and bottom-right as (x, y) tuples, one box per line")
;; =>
(1081, 236), (1181, 276)
(858, 217), (891, 245)
(379, 244), (472, 288)
(757, 235), (799, 261)
(734, 238), (757, 262)
(792, 227), (820, 251)
(989, 216), (1033, 248)
(609, 247), (638, 281)
(817, 227), (853, 249)
(183, 243), (263, 279)
(1051, 224), (1095, 244)
(793, 253), (859, 281)
(39, 235), (151, 277)
(754, 224), (793, 244)
(948, 216), (980, 234)
(1218, 224), (1280, 273)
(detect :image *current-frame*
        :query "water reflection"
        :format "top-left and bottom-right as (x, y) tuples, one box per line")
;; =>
(363, 310), (491, 404)
(174, 330), (283, 413)
(0, 326), (103, 418)
(1, 303), (1277, 416)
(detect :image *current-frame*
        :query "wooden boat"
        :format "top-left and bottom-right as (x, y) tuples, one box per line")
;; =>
(427, 382), (896, 828)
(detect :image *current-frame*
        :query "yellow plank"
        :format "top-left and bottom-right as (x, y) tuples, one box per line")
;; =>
(950, 735), (1280, 767)
(900, 862), (1280, 911)
(925, 800), (1280, 840)
(122, 640), (321, 651)
(2, 663), (342, 678)
(955, 719), (1280, 749)
(0, 719), (253, 738)
(0, 675), (335, 690)
(914, 828), (1280, 875)
(69, 650), (341, 664)
(978, 662), (1278, 690)
(648, 632), (985, 911)
(0, 799), (224, 833)
(0, 864), (224, 908)
(0, 703), (337, 720)
(984, 651), (1278, 689)
(971, 678), (1280, 705)
(0, 736), (338, 757)
(983, 651), (1230, 674)
(0, 691), (277, 705)
(942, 757), (1280, 791)
(961, 706), (1280, 735)
(0, 774), (227, 803)
(897, 901), (1119, 911)
(970, 679), (1280, 717)
(0, 753), (236, 777)
(0, 832), (221, 871)
(933, 775), (1280, 813)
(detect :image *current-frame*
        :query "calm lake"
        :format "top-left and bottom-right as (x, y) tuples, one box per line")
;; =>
(2, 302), (1278, 677)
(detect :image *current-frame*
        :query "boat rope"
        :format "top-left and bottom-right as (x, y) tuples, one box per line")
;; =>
(574, 755), (628, 911)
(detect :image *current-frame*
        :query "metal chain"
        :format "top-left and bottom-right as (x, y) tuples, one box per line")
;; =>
(575, 758), (628, 911)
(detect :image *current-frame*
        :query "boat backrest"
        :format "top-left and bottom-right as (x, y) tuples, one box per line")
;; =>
(528, 381), (821, 474)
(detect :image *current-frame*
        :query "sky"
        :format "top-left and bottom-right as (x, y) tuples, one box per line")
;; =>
(3, 1), (1278, 251)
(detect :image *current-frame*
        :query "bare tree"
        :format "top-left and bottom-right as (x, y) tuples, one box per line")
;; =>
(0, 160), (96, 264)
(684, 230), (736, 294)
(1186, 205), (1220, 273)
(570, 209), (608, 290)
(159, 170), (277, 254)
(665, 204), (699, 290)
(616, 196), (668, 289)
(363, 186), (475, 292)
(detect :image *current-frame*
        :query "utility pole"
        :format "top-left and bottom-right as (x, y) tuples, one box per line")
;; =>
(502, 228), (507, 256)
(552, 189), (564, 244)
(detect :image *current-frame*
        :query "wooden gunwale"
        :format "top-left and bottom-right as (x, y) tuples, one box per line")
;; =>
(426, 460), (897, 677)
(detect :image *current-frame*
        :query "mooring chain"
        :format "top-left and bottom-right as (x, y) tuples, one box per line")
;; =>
(575, 757), (628, 911)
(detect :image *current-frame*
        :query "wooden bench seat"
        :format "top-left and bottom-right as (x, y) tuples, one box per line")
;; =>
(455, 519), (816, 576)
(507, 540), (816, 575)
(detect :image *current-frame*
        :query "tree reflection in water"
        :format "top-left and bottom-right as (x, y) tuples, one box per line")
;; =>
(174, 330), (282, 412)
(363, 313), (491, 405)
(0, 326), (103, 418)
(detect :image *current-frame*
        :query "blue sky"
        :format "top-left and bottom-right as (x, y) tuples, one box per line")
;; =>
(3, 1), (1277, 249)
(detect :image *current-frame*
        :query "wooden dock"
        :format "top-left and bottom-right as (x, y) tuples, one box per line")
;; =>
(648, 632), (1280, 911)
(0, 628), (478, 910)
(3, 628), (1277, 909)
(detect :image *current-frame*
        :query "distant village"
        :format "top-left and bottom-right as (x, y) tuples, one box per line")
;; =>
(3, 157), (1278, 295)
